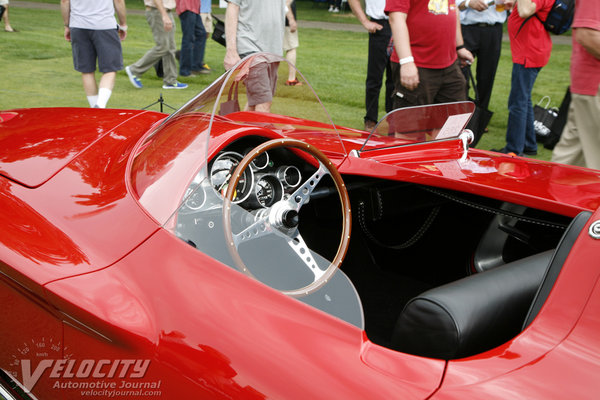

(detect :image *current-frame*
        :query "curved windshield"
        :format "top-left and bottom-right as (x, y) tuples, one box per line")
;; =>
(359, 101), (475, 152)
(130, 53), (362, 329)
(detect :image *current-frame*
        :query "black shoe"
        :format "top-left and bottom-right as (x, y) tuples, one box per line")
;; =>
(523, 148), (538, 156)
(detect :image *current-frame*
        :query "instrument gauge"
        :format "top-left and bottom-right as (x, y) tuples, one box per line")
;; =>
(277, 166), (302, 188)
(184, 186), (207, 210)
(210, 152), (253, 203)
(255, 175), (284, 208)
(250, 150), (270, 170)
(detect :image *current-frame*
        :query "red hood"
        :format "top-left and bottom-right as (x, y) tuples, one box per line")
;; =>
(0, 108), (161, 188)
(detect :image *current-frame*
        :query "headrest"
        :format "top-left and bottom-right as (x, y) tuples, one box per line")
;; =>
(391, 251), (552, 360)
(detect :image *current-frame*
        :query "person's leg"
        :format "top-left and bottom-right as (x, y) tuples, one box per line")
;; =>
(191, 13), (206, 72)
(245, 61), (278, 112)
(161, 11), (179, 86)
(364, 19), (391, 126)
(96, 72), (116, 108)
(179, 11), (194, 76)
(285, 47), (297, 80)
(551, 101), (585, 167)
(71, 28), (99, 106)
(474, 24), (502, 111)
(461, 24), (480, 99)
(574, 90), (600, 169)
(2, 3), (14, 32)
(81, 73), (98, 106)
(129, 9), (170, 76)
(283, 26), (300, 83)
(435, 61), (467, 103)
(505, 63), (540, 153)
(95, 29), (122, 107)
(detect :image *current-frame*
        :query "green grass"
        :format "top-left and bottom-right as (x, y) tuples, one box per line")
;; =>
(0, 1), (571, 161)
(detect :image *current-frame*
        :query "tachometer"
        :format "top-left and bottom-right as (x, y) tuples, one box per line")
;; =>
(210, 152), (253, 203)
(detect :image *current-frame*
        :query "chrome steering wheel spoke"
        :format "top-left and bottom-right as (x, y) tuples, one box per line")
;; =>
(286, 231), (326, 282)
(287, 162), (329, 211)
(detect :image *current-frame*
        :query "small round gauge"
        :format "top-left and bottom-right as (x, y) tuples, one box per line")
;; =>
(249, 149), (270, 170)
(255, 175), (284, 208)
(210, 152), (253, 203)
(184, 186), (207, 210)
(277, 166), (302, 188)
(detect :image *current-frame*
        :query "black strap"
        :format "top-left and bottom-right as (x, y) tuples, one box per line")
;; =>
(465, 66), (480, 104)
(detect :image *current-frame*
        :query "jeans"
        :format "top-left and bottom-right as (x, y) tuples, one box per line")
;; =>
(505, 63), (540, 154)
(179, 11), (206, 76)
(365, 19), (393, 124)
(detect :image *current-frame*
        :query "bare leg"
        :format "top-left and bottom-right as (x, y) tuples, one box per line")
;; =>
(3, 5), (14, 32)
(285, 48), (297, 82)
(81, 72), (98, 96)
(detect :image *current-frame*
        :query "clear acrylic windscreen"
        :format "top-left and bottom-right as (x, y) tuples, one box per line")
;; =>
(156, 53), (362, 329)
(359, 101), (475, 152)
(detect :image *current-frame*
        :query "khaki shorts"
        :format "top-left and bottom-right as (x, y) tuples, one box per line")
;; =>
(201, 13), (213, 34)
(283, 26), (299, 52)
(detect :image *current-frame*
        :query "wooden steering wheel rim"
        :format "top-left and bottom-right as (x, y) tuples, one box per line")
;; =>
(222, 138), (352, 298)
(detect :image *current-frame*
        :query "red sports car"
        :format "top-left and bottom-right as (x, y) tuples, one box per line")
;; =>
(1, 53), (599, 399)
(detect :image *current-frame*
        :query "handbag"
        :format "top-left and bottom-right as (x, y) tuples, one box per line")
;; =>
(533, 96), (559, 143)
(211, 14), (226, 47)
(219, 81), (240, 116)
(465, 67), (493, 147)
(543, 87), (571, 150)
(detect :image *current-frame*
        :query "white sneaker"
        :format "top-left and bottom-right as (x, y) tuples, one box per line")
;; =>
(328, 5), (334, 11)
(332, 7), (340, 12)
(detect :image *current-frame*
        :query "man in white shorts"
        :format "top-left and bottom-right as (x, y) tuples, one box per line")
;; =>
(61, 0), (127, 108)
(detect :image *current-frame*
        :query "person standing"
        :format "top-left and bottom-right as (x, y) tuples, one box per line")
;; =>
(61, 0), (127, 108)
(385, 0), (474, 109)
(348, 0), (393, 131)
(176, 0), (210, 77)
(458, 0), (507, 113)
(125, 0), (188, 90)
(223, 0), (289, 112)
(494, 0), (554, 155)
(551, 0), (600, 169)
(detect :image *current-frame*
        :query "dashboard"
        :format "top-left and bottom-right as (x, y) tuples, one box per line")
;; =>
(179, 139), (316, 215)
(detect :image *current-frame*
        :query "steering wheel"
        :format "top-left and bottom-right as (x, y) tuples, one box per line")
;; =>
(222, 138), (351, 298)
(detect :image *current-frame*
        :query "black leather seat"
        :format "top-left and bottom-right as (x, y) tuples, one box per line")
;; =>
(391, 211), (591, 360)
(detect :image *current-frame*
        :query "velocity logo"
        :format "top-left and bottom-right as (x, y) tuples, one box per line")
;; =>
(7, 337), (153, 394)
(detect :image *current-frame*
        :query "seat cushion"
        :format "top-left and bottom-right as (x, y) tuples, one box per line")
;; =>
(391, 251), (553, 360)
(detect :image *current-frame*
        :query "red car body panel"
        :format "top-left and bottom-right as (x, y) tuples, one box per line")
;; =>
(41, 229), (445, 399)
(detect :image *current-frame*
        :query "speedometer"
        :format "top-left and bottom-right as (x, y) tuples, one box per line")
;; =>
(210, 152), (253, 203)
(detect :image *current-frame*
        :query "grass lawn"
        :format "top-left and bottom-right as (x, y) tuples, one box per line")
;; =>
(1, 1), (571, 161)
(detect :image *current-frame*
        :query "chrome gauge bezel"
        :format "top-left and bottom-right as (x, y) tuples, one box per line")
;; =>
(277, 165), (302, 188)
(183, 184), (207, 210)
(209, 151), (254, 204)
(254, 174), (285, 208)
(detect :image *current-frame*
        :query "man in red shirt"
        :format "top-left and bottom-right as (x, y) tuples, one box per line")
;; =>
(385, 0), (474, 109)
(551, 0), (600, 169)
(494, 0), (553, 156)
